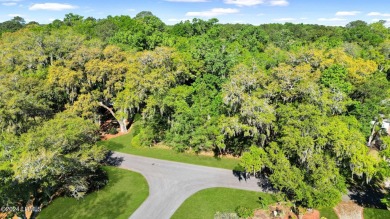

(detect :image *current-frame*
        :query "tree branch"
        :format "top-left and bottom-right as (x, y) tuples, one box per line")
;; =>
(98, 102), (117, 120)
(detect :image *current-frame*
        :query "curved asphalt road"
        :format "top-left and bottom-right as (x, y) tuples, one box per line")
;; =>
(111, 151), (263, 219)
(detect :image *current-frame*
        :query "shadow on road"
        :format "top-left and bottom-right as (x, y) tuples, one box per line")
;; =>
(231, 170), (275, 193)
(256, 174), (276, 192)
(102, 151), (124, 166)
(232, 170), (245, 181)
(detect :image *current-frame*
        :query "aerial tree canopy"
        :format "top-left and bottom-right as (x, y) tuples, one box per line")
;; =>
(0, 14), (389, 211)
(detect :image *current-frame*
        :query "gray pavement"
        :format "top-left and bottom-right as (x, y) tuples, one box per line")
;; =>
(111, 151), (263, 219)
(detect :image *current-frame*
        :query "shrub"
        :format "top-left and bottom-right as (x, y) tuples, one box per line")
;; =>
(108, 127), (118, 135)
(131, 133), (142, 147)
(235, 206), (253, 218)
(297, 206), (307, 215)
(275, 192), (286, 202)
(258, 193), (277, 209)
(381, 192), (390, 210)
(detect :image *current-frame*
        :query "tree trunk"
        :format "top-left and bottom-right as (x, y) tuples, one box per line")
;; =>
(50, 54), (53, 66)
(367, 122), (377, 147)
(118, 119), (128, 133)
(98, 102), (128, 133)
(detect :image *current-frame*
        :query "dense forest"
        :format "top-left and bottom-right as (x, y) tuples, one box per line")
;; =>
(1, 12), (390, 214)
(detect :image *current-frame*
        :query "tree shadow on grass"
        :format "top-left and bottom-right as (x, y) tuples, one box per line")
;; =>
(99, 139), (127, 151)
(348, 183), (386, 209)
(102, 151), (124, 167)
(37, 167), (147, 219)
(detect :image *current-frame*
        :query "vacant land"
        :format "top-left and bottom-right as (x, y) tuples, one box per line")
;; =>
(38, 166), (148, 219)
(99, 129), (240, 170)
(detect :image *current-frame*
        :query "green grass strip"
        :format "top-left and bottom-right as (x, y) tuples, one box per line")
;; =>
(38, 166), (148, 219)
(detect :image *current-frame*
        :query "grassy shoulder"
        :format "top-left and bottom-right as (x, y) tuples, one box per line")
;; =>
(318, 207), (338, 219)
(171, 187), (276, 219)
(99, 129), (240, 170)
(364, 207), (390, 219)
(38, 166), (148, 219)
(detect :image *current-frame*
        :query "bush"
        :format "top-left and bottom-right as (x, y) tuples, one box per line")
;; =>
(132, 126), (155, 147)
(297, 206), (307, 215)
(235, 206), (253, 218)
(108, 127), (118, 135)
(381, 192), (390, 210)
(258, 193), (277, 209)
(233, 164), (245, 172)
(131, 133), (142, 147)
(275, 192), (286, 203)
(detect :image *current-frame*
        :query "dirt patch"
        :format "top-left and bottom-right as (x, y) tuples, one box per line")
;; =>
(302, 210), (320, 219)
(252, 203), (324, 219)
(181, 147), (240, 159)
(153, 143), (171, 150)
(99, 117), (130, 140)
(100, 131), (126, 140)
(253, 209), (271, 219)
(334, 201), (363, 219)
(252, 208), (320, 219)
(253, 208), (298, 219)
(198, 150), (239, 159)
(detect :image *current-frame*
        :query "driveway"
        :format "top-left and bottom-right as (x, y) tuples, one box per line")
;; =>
(111, 151), (263, 219)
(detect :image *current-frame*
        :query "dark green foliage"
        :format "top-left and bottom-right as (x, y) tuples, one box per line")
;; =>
(108, 127), (119, 135)
(320, 65), (353, 93)
(349, 72), (390, 134)
(171, 18), (218, 37)
(0, 16), (25, 35)
(160, 74), (224, 152)
(344, 20), (386, 47)
(258, 193), (277, 209)
(381, 191), (390, 209)
(109, 12), (165, 51)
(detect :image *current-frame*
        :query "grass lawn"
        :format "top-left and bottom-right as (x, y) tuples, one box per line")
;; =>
(318, 207), (338, 219)
(171, 187), (276, 219)
(38, 166), (148, 219)
(318, 206), (390, 219)
(364, 207), (390, 219)
(99, 127), (240, 170)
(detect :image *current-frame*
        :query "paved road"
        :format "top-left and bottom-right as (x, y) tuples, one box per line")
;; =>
(111, 152), (263, 219)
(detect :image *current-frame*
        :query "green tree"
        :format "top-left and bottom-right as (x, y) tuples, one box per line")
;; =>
(240, 146), (266, 175)
(0, 16), (26, 35)
(320, 65), (353, 93)
(0, 114), (105, 216)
